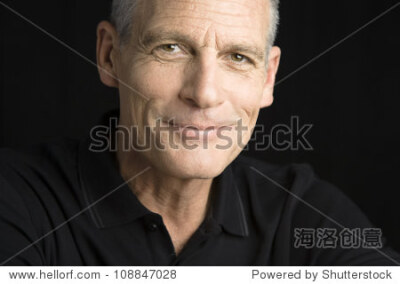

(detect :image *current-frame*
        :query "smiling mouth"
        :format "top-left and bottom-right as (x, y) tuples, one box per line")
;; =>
(161, 119), (235, 140)
(166, 120), (234, 131)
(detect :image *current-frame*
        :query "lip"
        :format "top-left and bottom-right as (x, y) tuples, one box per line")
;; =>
(160, 119), (235, 140)
(164, 120), (235, 131)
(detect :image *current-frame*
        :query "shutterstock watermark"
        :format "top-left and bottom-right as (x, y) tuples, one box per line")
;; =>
(246, 116), (313, 151)
(89, 116), (313, 152)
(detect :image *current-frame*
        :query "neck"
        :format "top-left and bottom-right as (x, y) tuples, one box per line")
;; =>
(116, 147), (214, 254)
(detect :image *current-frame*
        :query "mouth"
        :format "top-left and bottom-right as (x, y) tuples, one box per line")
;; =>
(162, 119), (235, 140)
(167, 119), (234, 130)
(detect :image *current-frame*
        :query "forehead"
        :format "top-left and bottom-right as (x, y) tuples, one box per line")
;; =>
(136, 0), (270, 49)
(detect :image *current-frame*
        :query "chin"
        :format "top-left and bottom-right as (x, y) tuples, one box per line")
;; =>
(154, 147), (236, 180)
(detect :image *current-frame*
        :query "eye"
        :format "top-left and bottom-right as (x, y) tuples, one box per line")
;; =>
(159, 44), (180, 53)
(152, 43), (189, 62)
(230, 53), (248, 63)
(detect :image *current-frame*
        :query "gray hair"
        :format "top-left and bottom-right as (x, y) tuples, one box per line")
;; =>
(110, 0), (280, 51)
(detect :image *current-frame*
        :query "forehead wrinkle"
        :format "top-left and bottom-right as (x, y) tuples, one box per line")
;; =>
(152, 0), (265, 29)
(161, 0), (248, 18)
(152, 14), (250, 30)
(199, 23), (217, 49)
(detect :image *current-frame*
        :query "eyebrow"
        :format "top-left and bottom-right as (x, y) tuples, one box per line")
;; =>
(141, 30), (195, 48)
(140, 30), (266, 62)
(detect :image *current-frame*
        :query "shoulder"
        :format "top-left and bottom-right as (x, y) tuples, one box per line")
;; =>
(0, 138), (80, 178)
(231, 154), (320, 196)
(0, 138), (82, 211)
(0, 139), (80, 265)
(230, 154), (355, 220)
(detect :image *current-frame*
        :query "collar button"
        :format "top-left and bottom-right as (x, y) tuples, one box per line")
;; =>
(147, 222), (158, 231)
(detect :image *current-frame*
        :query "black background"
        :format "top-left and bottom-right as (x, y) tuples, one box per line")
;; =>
(1, 1), (400, 251)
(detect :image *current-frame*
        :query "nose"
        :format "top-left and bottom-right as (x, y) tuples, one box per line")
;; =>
(179, 55), (224, 109)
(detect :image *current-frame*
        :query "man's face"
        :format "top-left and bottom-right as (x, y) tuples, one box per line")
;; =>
(106, 0), (280, 179)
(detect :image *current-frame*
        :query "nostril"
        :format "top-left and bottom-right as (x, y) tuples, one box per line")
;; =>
(183, 97), (200, 108)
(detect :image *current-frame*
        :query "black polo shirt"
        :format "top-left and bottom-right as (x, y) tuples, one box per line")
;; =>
(0, 121), (400, 266)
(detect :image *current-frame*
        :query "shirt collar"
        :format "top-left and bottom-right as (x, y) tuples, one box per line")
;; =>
(210, 166), (249, 237)
(78, 111), (248, 237)
(78, 137), (151, 228)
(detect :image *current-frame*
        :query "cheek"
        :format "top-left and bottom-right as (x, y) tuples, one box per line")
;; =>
(220, 75), (264, 147)
(224, 73), (265, 123)
(118, 59), (185, 125)
(129, 60), (185, 101)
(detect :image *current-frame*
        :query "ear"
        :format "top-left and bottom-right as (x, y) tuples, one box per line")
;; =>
(260, 46), (281, 108)
(96, 21), (120, 88)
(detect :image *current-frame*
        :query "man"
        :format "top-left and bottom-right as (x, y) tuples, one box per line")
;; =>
(0, 0), (399, 265)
